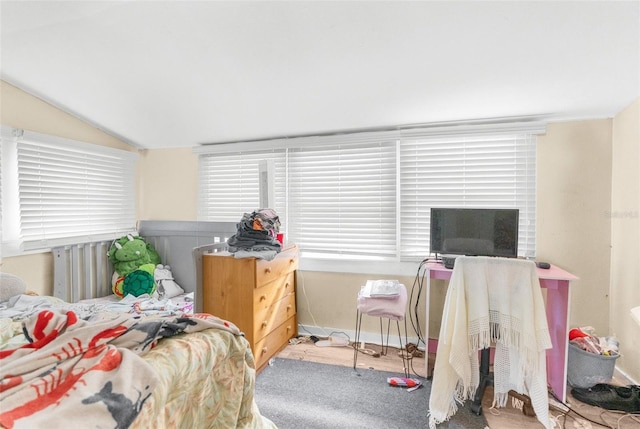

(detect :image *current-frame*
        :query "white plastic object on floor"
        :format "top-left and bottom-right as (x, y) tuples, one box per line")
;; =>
(315, 335), (350, 347)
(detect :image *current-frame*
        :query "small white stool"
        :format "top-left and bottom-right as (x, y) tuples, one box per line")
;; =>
(353, 282), (409, 377)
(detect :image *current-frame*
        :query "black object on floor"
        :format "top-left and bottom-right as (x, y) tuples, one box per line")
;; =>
(571, 384), (640, 414)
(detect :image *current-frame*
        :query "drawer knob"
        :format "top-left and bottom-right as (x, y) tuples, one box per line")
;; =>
(259, 294), (267, 301)
(265, 267), (272, 274)
(286, 305), (292, 311)
(262, 347), (268, 354)
(262, 321), (268, 328)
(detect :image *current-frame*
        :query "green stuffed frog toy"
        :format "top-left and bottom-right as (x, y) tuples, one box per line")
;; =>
(108, 234), (161, 277)
(108, 234), (161, 297)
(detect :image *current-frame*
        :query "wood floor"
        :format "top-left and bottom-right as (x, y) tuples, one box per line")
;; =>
(276, 336), (640, 429)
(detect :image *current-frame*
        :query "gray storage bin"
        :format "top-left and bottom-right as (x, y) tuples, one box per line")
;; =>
(567, 342), (619, 388)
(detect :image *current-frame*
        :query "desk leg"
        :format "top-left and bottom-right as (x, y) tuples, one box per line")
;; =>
(543, 279), (570, 402)
(425, 274), (431, 378)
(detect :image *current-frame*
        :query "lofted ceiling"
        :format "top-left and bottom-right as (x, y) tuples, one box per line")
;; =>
(1, 1), (638, 149)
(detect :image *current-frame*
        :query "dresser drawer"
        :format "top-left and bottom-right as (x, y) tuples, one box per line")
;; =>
(253, 292), (296, 342)
(253, 272), (295, 311)
(255, 246), (299, 288)
(254, 316), (297, 370)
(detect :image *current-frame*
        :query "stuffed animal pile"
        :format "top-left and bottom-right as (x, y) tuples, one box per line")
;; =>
(108, 234), (186, 299)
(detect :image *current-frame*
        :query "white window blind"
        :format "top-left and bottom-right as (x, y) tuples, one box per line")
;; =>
(196, 132), (399, 258)
(399, 131), (537, 259)
(15, 130), (138, 250)
(196, 122), (542, 265)
(288, 137), (398, 258)
(197, 149), (287, 224)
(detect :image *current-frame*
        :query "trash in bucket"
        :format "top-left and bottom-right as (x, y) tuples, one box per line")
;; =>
(567, 327), (620, 389)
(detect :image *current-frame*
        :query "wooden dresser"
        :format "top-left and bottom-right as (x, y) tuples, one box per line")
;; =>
(202, 244), (298, 372)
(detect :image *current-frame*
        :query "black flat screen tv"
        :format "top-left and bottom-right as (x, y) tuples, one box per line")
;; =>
(429, 208), (519, 258)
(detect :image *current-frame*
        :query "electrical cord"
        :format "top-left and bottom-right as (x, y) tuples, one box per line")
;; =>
(403, 256), (444, 380)
(548, 388), (640, 429)
(408, 257), (439, 352)
(296, 271), (331, 338)
(408, 260), (425, 346)
(408, 263), (424, 346)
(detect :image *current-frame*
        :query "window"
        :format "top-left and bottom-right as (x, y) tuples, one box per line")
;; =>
(287, 133), (398, 259)
(0, 126), (138, 256)
(196, 122), (544, 273)
(198, 149), (287, 222)
(196, 131), (400, 262)
(399, 129), (538, 259)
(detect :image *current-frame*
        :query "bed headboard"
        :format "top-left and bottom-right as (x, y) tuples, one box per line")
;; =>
(53, 220), (236, 311)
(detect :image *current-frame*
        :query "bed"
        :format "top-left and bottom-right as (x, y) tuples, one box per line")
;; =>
(0, 220), (277, 429)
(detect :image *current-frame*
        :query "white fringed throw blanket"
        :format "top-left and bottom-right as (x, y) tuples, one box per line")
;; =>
(428, 256), (552, 429)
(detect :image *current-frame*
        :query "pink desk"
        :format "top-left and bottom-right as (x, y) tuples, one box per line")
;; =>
(425, 261), (579, 402)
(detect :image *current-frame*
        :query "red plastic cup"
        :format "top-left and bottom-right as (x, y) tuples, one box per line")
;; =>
(276, 233), (284, 244)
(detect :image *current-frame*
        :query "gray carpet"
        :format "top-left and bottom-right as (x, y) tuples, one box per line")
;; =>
(254, 358), (487, 429)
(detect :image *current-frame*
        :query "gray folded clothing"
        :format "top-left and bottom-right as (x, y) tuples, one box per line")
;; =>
(227, 209), (283, 253)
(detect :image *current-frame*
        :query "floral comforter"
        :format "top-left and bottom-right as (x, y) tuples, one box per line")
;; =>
(0, 295), (276, 429)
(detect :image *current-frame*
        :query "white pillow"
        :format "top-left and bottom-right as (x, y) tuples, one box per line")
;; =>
(0, 273), (27, 302)
(153, 265), (185, 299)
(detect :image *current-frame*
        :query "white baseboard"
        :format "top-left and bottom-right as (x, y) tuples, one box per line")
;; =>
(297, 323), (422, 351)
(615, 366), (639, 385)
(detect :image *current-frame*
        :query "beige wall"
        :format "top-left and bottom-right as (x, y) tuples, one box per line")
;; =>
(0, 81), (133, 152)
(2, 81), (638, 380)
(137, 148), (198, 221)
(295, 271), (423, 341)
(536, 120), (613, 334)
(610, 98), (640, 382)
